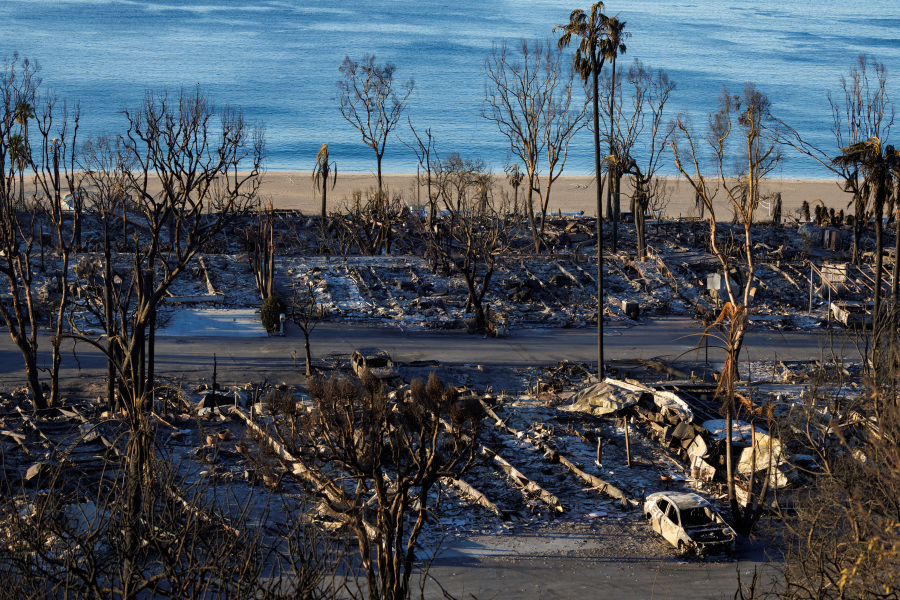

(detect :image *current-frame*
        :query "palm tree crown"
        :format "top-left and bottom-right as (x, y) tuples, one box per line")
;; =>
(14, 100), (34, 129)
(600, 16), (628, 63)
(555, 3), (607, 83)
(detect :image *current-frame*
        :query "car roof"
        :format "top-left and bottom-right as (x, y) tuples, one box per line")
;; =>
(647, 491), (710, 510)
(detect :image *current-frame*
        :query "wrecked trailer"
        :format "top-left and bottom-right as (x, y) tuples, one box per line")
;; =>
(644, 491), (736, 556)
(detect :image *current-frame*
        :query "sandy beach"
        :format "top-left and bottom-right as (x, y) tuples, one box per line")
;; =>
(258, 171), (851, 221)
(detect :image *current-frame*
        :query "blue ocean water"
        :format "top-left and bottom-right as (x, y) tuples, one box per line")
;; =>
(1, 0), (897, 178)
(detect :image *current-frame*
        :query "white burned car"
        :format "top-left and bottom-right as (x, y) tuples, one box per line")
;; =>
(644, 491), (736, 556)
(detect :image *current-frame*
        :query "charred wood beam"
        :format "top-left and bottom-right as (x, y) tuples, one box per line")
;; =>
(481, 446), (563, 513)
(441, 476), (507, 520)
(480, 400), (632, 503)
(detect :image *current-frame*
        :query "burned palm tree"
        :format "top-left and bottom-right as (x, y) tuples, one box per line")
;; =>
(832, 137), (899, 344)
(600, 15), (629, 251)
(556, 1), (610, 377)
(312, 142), (336, 221)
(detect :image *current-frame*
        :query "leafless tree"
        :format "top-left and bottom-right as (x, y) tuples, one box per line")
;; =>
(614, 59), (675, 259)
(284, 372), (481, 600)
(0, 55), (58, 410)
(403, 118), (438, 228)
(483, 39), (586, 253)
(79, 136), (136, 411)
(669, 84), (781, 534)
(32, 93), (84, 407)
(337, 54), (412, 253)
(290, 281), (322, 377)
(430, 155), (509, 333)
(63, 87), (263, 587)
(111, 87), (263, 403)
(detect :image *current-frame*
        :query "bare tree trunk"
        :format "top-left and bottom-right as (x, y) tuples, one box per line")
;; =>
(874, 206), (884, 334)
(147, 302), (156, 395)
(893, 217), (900, 302)
(593, 63), (605, 378)
(49, 246), (70, 406)
(526, 177), (541, 253)
(73, 200), (82, 249)
(612, 167), (621, 252)
(123, 423), (149, 599)
(22, 344), (46, 411)
(304, 331), (312, 377)
(634, 193), (646, 260)
(103, 216), (117, 411)
(853, 195), (863, 265)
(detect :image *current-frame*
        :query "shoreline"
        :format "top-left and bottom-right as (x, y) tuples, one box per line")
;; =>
(257, 172), (851, 220)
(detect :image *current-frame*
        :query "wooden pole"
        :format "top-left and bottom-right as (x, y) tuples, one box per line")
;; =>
(624, 417), (632, 468)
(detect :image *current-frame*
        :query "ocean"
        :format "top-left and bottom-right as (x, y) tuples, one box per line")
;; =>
(1, 0), (898, 178)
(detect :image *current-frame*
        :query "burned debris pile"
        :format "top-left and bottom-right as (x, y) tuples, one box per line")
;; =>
(19, 200), (895, 342)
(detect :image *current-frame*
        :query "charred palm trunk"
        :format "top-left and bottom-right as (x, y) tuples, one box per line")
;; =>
(593, 55), (606, 378)
(608, 54), (619, 254)
(853, 193), (864, 265)
(612, 166), (622, 252)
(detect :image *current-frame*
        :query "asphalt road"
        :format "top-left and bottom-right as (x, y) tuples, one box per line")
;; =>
(0, 317), (861, 389)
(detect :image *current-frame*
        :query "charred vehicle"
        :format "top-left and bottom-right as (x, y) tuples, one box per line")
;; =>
(644, 492), (736, 556)
(351, 348), (397, 380)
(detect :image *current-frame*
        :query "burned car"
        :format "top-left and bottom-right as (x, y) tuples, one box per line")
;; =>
(351, 348), (397, 380)
(644, 491), (736, 556)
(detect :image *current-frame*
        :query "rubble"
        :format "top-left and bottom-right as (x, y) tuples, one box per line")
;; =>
(4, 208), (891, 570)
(50, 212), (897, 336)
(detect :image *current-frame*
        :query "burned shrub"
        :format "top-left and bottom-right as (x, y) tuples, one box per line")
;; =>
(286, 372), (481, 600)
(263, 389), (296, 416)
